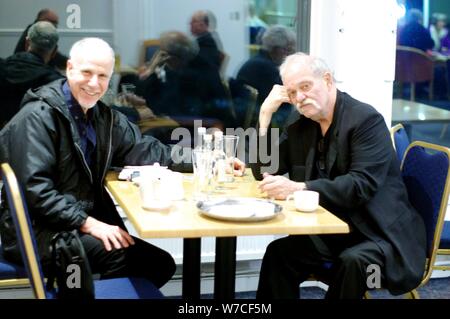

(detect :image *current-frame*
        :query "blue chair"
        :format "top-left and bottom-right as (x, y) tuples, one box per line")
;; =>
(308, 141), (450, 299)
(436, 222), (450, 271)
(1, 163), (164, 299)
(398, 141), (450, 298)
(0, 182), (29, 289)
(390, 123), (410, 165)
(0, 248), (29, 288)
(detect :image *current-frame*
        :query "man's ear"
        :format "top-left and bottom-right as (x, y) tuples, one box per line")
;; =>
(25, 37), (31, 51)
(66, 59), (73, 75)
(324, 72), (333, 87)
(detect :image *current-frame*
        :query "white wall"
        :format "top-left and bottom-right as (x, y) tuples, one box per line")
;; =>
(310, 0), (398, 125)
(0, 0), (113, 59)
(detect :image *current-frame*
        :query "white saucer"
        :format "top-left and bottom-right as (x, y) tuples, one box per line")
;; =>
(142, 200), (172, 211)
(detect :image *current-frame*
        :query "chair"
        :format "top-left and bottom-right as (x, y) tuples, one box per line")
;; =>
(140, 39), (160, 67)
(227, 78), (259, 129)
(435, 222), (450, 271)
(0, 183), (29, 289)
(395, 45), (434, 101)
(390, 123), (410, 164)
(362, 141), (450, 299)
(395, 141), (450, 298)
(0, 163), (164, 299)
(219, 52), (230, 79)
(0, 249), (29, 289)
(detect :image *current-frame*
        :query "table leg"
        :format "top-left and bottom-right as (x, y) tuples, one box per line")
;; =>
(214, 236), (237, 299)
(182, 238), (201, 299)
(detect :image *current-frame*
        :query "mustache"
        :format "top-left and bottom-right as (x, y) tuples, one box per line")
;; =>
(294, 99), (316, 108)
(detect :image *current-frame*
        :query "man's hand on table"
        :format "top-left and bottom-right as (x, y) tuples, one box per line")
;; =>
(232, 158), (246, 177)
(258, 172), (306, 200)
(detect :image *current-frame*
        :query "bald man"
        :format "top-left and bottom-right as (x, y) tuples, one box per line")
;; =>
(0, 38), (191, 289)
(189, 10), (222, 69)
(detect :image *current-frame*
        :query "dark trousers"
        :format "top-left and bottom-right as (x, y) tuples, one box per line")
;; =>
(79, 234), (176, 288)
(256, 233), (385, 299)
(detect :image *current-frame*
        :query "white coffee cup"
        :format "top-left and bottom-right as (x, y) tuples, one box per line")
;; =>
(139, 166), (173, 210)
(286, 190), (319, 212)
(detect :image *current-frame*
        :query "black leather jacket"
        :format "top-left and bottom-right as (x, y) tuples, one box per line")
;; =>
(0, 78), (190, 263)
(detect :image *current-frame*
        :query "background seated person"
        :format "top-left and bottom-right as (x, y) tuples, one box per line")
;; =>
(0, 21), (63, 128)
(135, 31), (231, 143)
(429, 13), (448, 52)
(189, 10), (223, 71)
(253, 53), (426, 299)
(237, 25), (296, 129)
(14, 8), (68, 71)
(398, 9), (434, 52)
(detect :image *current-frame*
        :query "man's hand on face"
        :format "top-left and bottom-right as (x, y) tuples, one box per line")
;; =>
(258, 172), (306, 200)
(80, 217), (135, 251)
(259, 84), (290, 135)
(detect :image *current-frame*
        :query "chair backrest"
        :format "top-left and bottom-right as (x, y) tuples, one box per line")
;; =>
(1, 163), (47, 299)
(395, 46), (434, 83)
(140, 39), (160, 66)
(390, 123), (410, 164)
(400, 142), (450, 284)
(243, 84), (258, 129)
(227, 78), (259, 129)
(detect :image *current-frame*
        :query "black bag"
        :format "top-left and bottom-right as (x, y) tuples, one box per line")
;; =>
(46, 230), (95, 299)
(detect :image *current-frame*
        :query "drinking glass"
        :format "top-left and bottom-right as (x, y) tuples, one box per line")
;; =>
(223, 135), (239, 182)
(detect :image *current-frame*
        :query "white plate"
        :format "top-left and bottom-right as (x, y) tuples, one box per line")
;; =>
(197, 198), (282, 222)
(142, 200), (172, 211)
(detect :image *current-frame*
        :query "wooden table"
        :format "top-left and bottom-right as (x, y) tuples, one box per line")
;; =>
(105, 170), (349, 299)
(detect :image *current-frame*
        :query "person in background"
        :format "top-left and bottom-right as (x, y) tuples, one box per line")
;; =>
(429, 13), (448, 52)
(253, 53), (426, 299)
(0, 21), (63, 128)
(247, 0), (267, 44)
(0, 38), (192, 288)
(398, 8), (434, 52)
(135, 31), (228, 141)
(14, 8), (68, 70)
(189, 10), (223, 70)
(205, 10), (224, 54)
(136, 30), (200, 116)
(237, 25), (296, 128)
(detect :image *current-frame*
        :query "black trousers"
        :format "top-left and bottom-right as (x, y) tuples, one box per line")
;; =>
(35, 227), (175, 289)
(256, 232), (385, 299)
(79, 234), (175, 288)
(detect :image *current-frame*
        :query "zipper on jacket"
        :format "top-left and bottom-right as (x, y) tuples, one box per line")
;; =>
(74, 143), (94, 184)
(100, 109), (114, 188)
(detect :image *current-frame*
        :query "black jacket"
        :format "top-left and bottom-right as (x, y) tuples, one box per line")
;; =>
(252, 90), (426, 295)
(0, 78), (190, 264)
(236, 49), (292, 128)
(0, 51), (63, 127)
